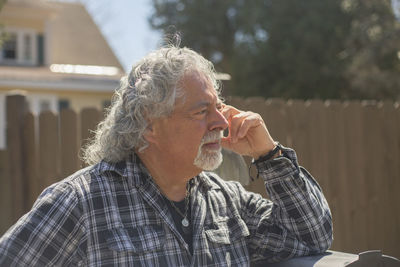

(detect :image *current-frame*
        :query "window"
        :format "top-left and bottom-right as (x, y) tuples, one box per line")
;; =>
(58, 99), (70, 111)
(0, 28), (38, 66)
(2, 33), (17, 60)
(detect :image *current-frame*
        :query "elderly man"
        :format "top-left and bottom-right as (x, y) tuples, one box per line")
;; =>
(0, 46), (332, 266)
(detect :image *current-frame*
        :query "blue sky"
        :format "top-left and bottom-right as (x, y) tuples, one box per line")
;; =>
(73, 0), (162, 72)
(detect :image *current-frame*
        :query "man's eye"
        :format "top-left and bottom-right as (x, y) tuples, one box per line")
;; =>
(196, 109), (207, 115)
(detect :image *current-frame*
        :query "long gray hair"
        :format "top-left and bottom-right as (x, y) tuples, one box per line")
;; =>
(82, 46), (221, 165)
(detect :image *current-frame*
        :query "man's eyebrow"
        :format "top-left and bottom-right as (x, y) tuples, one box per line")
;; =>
(189, 99), (222, 111)
(189, 101), (211, 111)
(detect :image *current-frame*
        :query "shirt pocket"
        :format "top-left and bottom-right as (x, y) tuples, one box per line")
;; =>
(205, 217), (250, 245)
(105, 225), (165, 253)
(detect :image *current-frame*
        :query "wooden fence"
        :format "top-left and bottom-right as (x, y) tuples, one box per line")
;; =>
(0, 93), (103, 235)
(0, 93), (399, 259)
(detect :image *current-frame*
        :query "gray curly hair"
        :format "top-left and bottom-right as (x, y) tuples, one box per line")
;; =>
(82, 46), (222, 165)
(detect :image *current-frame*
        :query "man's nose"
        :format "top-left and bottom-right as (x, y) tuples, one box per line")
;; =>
(209, 109), (229, 132)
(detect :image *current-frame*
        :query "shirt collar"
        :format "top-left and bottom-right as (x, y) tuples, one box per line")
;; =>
(197, 171), (222, 191)
(96, 153), (151, 189)
(96, 153), (222, 192)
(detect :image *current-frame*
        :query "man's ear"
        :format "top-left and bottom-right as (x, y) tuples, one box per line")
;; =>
(143, 121), (158, 144)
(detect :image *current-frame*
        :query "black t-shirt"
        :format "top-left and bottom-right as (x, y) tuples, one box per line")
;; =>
(164, 197), (193, 254)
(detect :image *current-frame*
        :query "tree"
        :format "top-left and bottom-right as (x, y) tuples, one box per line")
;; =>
(234, 0), (352, 99)
(341, 0), (400, 99)
(150, 0), (400, 100)
(0, 0), (9, 49)
(151, 0), (240, 79)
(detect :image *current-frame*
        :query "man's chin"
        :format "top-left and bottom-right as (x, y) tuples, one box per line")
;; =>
(193, 150), (223, 171)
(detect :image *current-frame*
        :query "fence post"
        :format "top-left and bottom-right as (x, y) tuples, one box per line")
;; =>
(0, 150), (11, 235)
(285, 99), (311, 167)
(60, 109), (80, 177)
(379, 101), (400, 257)
(6, 93), (28, 222)
(80, 108), (102, 167)
(343, 101), (368, 253)
(39, 111), (60, 189)
(325, 100), (349, 251)
(22, 112), (39, 209)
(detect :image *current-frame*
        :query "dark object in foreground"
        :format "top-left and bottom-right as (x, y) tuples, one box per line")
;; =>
(255, 250), (400, 267)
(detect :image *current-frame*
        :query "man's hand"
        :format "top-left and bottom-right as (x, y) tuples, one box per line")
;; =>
(221, 105), (276, 159)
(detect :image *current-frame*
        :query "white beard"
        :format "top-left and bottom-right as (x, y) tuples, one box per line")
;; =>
(193, 131), (223, 171)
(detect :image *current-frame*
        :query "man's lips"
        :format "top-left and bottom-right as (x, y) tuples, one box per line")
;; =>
(202, 141), (221, 150)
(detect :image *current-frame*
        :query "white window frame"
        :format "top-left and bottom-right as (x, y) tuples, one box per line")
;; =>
(0, 27), (38, 66)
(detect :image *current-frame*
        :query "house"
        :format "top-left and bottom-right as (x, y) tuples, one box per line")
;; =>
(0, 0), (125, 149)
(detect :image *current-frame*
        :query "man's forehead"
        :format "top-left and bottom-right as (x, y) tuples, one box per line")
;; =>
(177, 71), (220, 106)
(180, 70), (212, 89)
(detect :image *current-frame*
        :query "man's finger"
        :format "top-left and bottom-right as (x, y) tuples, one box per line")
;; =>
(229, 114), (245, 142)
(221, 105), (241, 120)
(237, 113), (264, 139)
(228, 112), (259, 142)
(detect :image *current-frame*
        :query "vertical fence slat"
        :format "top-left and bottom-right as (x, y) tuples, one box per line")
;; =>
(22, 112), (39, 209)
(343, 101), (368, 253)
(39, 111), (60, 189)
(362, 101), (384, 250)
(392, 103), (400, 258)
(0, 149), (11, 235)
(80, 108), (102, 167)
(285, 100), (311, 168)
(376, 102), (389, 254)
(264, 98), (288, 147)
(60, 109), (80, 177)
(395, 103), (400, 258)
(6, 94), (27, 222)
(325, 100), (349, 251)
(306, 100), (330, 190)
(380, 102), (400, 257)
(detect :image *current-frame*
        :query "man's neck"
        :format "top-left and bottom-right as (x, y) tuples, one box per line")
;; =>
(137, 149), (200, 201)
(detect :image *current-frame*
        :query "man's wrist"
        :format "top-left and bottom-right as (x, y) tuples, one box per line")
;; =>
(252, 142), (282, 163)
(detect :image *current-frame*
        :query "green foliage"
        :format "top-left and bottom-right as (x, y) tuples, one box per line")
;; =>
(341, 0), (400, 99)
(0, 0), (9, 49)
(0, 26), (10, 49)
(150, 0), (400, 100)
(0, 0), (7, 10)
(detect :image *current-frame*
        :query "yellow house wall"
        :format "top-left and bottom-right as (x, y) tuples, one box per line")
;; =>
(55, 90), (113, 111)
(0, 87), (113, 112)
(0, 17), (45, 33)
(0, 3), (50, 33)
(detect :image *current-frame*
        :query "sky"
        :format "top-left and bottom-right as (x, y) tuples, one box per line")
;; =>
(72, 0), (162, 72)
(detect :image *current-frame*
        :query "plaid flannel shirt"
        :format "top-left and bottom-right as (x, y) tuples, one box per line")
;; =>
(0, 146), (333, 266)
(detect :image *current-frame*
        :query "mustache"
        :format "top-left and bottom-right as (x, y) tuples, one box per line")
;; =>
(201, 131), (223, 145)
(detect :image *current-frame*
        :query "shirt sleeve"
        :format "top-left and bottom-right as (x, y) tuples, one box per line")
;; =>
(0, 182), (87, 266)
(237, 145), (333, 263)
